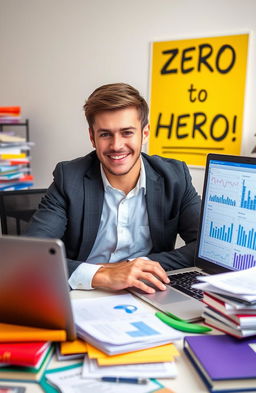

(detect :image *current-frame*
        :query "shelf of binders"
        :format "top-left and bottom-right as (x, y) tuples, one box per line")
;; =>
(0, 119), (34, 190)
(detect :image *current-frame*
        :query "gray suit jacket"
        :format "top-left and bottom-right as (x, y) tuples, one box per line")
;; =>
(26, 152), (201, 276)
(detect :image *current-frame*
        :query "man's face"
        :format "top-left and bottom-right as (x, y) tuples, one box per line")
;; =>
(89, 107), (149, 180)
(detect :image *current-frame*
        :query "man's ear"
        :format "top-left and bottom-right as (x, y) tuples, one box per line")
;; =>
(89, 128), (96, 148)
(142, 124), (150, 145)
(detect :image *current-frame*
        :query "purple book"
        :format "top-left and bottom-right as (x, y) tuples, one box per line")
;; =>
(184, 335), (256, 380)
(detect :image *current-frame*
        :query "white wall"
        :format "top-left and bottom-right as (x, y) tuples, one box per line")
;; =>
(1, 0), (256, 194)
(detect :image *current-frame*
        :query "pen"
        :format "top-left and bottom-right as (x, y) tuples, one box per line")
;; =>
(101, 377), (148, 384)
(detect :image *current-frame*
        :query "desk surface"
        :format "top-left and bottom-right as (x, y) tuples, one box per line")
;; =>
(1, 289), (213, 393)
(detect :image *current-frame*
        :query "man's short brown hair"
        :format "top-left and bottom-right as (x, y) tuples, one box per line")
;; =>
(83, 83), (149, 130)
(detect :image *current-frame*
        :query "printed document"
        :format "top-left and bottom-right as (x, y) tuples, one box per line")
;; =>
(46, 365), (162, 393)
(72, 293), (182, 354)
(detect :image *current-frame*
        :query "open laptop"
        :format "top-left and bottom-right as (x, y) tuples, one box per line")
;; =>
(130, 153), (256, 321)
(0, 236), (76, 340)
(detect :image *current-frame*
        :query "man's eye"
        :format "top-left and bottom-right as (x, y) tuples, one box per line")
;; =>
(99, 133), (111, 138)
(123, 131), (134, 136)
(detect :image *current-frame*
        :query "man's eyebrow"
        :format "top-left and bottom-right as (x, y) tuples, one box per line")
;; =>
(120, 127), (136, 131)
(95, 126), (137, 133)
(95, 128), (111, 133)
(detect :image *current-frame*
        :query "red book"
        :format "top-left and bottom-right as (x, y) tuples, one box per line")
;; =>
(203, 292), (256, 329)
(0, 341), (49, 367)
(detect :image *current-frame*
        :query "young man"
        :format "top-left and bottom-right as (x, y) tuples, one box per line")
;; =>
(26, 83), (201, 294)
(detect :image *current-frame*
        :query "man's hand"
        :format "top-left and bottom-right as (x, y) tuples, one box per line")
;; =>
(91, 258), (170, 294)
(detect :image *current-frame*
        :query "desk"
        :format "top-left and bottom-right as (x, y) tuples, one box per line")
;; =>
(0, 289), (212, 393)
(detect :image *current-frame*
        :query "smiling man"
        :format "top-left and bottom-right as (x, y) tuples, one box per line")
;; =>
(26, 83), (201, 293)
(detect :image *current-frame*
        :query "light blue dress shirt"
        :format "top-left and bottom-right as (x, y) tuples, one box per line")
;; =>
(68, 159), (153, 290)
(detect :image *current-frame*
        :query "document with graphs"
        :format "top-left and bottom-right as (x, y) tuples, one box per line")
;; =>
(72, 293), (182, 355)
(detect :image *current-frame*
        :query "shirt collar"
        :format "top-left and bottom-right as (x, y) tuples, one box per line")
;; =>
(100, 157), (146, 195)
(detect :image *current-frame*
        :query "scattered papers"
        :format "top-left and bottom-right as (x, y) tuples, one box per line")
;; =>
(86, 342), (179, 365)
(196, 267), (256, 295)
(72, 294), (182, 355)
(82, 354), (177, 379)
(193, 282), (256, 303)
(193, 267), (256, 302)
(45, 365), (162, 393)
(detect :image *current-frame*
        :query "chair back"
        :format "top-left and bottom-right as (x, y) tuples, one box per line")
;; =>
(0, 188), (47, 235)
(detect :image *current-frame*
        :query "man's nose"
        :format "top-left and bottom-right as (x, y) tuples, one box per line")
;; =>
(111, 135), (124, 150)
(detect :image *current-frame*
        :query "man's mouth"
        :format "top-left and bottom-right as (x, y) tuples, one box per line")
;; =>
(107, 153), (130, 160)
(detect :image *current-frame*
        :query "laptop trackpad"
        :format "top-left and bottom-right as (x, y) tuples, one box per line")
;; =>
(133, 288), (204, 322)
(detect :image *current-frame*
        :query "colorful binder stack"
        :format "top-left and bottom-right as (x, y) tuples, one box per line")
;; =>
(0, 107), (34, 190)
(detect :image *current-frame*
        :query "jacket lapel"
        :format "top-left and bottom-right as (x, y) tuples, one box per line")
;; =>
(143, 158), (166, 251)
(77, 160), (104, 260)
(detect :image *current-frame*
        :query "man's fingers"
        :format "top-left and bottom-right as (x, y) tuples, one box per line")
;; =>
(133, 279), (156, 294)
(136, 260), (170, 284)
(142, 272), (167, 291)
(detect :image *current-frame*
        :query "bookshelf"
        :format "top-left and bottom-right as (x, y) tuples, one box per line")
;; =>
(0, 119), (34, 190)
(0, 119), (30, 141)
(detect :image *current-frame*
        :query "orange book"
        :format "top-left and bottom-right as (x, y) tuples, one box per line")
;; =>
(0, 323), (67, 342)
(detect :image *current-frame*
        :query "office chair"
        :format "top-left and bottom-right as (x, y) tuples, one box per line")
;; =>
(0, 188), (47, 235)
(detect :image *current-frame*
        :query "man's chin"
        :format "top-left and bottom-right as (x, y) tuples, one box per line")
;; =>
(105, 168), (132, 177)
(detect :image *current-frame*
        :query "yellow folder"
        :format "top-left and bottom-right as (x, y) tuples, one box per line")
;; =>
(0, 153), (26, 159)
(0, 323), (67, 342)
(60, 339), (88, 355)
(87, 342), (179, 365)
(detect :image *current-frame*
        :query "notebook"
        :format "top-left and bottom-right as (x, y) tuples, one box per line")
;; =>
(130, 153), (256, 321)
(0, 236), (76, 340)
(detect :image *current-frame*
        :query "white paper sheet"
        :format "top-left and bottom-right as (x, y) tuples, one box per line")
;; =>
(193, 267), (256, 297)
(82, 354), (177, 379)
(46, 366), (162, 393)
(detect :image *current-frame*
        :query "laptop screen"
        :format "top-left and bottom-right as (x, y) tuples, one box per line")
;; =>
(196, 154), (256, 274)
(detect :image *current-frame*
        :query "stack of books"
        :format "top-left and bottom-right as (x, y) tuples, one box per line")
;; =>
(184, 334), (256, 393)
(202, 291), (256, 338)
(0, 341), (53, 383)
(0, 150), (34, 191)
(0, 107), (34, 190)
(192, 267), (256, 338)
(0, 323), (66, 385)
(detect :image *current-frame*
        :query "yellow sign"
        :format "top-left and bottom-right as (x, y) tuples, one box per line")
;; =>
(149, 34), (249, 166)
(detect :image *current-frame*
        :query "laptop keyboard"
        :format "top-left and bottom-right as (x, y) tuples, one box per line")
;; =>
(167, 271), (205, 300)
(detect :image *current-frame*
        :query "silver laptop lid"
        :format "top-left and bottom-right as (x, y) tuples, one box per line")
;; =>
(0, 236), (76, 340)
